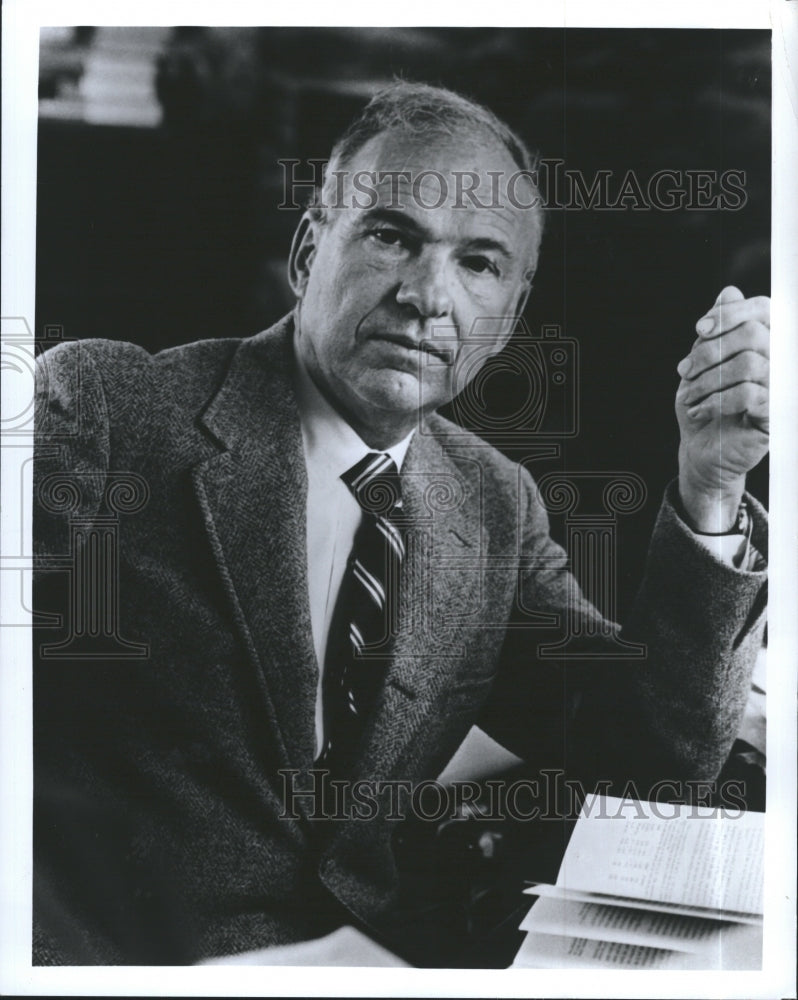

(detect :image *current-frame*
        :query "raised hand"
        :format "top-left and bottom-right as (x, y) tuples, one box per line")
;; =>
(675, 286), (770, 533)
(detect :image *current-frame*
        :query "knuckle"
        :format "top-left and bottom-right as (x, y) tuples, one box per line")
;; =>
(752, 319), (770, 341)
(735, 319), (768, 345)
(737, 348), (761, 369)
(742, 383), (761, 403)
(756, 320), (770, 347)
(754, 352), (770, 375)
(732, 350), (769, 380)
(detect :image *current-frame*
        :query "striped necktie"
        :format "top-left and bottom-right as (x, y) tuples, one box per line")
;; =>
(317, 452), (405, 776)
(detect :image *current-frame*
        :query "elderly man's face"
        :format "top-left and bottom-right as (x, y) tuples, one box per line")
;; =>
(290, 128), (538, 445)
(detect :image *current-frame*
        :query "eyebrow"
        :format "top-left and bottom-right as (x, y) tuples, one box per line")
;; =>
(358, 207), (514, 262)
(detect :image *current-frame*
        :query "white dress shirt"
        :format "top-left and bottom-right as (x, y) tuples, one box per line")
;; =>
(293, 346), (414, 757)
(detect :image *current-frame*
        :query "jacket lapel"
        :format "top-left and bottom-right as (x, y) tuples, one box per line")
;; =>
(192, 318), (319, 771)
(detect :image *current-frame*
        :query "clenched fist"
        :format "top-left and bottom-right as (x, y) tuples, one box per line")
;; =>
(675, 286), (769, 533)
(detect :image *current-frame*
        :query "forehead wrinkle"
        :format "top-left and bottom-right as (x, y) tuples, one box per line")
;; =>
(364, 171), (526, 228)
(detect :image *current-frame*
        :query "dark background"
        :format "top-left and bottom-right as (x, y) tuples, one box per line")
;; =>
(36, 27), (771, 615)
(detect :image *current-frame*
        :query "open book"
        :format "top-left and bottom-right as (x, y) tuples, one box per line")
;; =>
(512, 794), (764, 970)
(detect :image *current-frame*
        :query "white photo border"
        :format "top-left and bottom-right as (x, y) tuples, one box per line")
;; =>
(2, 2), (795, 997)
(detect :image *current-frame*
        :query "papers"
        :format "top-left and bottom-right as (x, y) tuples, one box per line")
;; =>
(512, 795), (764, 970)
(514, 926), (763, 971)
(522, 884), (760, 925)
(521, 897), (744, 951)
(555, 795), (764, 914)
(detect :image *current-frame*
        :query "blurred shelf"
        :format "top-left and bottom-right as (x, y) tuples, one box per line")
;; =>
(39, 26), (168, 129)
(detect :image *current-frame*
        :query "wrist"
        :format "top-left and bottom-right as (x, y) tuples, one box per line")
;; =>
(677, 473), (745, 534)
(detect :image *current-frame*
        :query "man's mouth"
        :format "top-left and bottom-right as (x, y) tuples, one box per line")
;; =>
(370, 332), (453, 364)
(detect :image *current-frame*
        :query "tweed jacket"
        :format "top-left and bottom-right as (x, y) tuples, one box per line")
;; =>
(32, 315), (768, 964)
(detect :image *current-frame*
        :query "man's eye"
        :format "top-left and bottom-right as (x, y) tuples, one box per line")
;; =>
(462, 255), (499, 276)
(371, 228), (405, 248)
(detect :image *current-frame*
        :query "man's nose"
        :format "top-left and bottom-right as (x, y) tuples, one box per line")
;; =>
(395, 250), (454, 318)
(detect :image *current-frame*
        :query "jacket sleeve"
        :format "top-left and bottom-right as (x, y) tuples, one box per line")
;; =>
(477, 472), (768, 793)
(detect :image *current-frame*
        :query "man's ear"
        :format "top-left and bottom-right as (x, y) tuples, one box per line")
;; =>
(288, 212), (321, 298)
(491, 275), (535, 355)
(515, 269), (535, 318)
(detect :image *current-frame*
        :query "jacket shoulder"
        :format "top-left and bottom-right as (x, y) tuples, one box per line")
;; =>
(35, 335), (251, 470)
(38, 335), (244, 411)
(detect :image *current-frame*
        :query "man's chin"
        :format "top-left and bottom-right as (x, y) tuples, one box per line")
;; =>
(353, 370), (448, 428)
(360, 372), (422, 413)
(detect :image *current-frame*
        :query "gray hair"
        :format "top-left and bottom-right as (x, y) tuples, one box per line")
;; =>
(310, 81), (544, 259)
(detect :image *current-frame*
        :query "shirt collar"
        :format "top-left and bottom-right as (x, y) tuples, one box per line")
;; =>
(293, 337), (414, 479)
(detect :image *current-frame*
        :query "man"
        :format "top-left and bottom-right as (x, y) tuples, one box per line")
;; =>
(33, 83), (769, 965)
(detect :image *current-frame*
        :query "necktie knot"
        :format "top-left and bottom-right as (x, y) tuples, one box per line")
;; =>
(342, 452), (403, 518)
